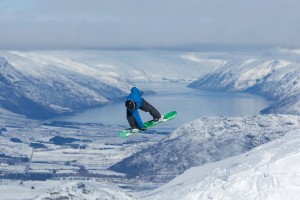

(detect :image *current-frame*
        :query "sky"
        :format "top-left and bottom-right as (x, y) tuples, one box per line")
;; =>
(0, 0), (300, 50)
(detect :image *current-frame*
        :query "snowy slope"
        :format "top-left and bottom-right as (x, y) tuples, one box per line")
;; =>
(189, 58), (300, 115)
(143, 129), (300, 200)
(0, 53), (130, 118)
(109, 114), (300, 182)
(0, 57), (58, 118)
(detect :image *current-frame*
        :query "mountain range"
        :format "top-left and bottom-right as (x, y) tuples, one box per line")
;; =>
(1, 49), (300, 199)
(0, 50), (220, 118)
(189, 58), (300, 115)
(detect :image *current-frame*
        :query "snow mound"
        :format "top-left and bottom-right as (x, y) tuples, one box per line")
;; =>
(109, 114), (300, 182)
(143, 130), (300, 200)
(34, 181), (135, 200)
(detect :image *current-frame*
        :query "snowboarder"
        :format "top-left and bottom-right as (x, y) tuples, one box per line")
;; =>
(125, 87), (162, 132)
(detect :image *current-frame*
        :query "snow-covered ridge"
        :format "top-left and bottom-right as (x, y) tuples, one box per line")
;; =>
(109, 114), (300, 182)
(3, 50), (222, 83)
(189, 58), (300, 115)
(143, 129), (300, 200)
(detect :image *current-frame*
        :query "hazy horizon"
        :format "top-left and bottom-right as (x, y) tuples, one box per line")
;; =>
(1, 0), (300, 50)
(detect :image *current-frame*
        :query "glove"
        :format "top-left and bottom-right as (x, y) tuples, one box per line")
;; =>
(141, 127), (146, 131)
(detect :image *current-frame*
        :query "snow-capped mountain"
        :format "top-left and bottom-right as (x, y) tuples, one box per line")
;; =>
(143, 129), (300, 200)
(188, 58), (300, 115)
(2, 49), (300, 119)
(109, 114), (300, 182)
(0, 54), (130, 119)
(0, 50), (222, 119)
(0, 57), (79, 119)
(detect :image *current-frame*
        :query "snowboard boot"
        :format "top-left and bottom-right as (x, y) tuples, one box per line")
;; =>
(131, 128), (139, 133)
(153, 117), (163, 122)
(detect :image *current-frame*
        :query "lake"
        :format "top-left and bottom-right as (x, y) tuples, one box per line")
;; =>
(59, 82), (271, 131)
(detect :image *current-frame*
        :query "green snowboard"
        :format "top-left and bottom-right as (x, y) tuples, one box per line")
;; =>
(118, 111), (177, 138)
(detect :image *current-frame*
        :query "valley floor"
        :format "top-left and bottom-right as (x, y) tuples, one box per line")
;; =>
(0, 115), (166, 199)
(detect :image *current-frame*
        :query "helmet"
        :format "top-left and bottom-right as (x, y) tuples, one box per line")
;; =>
(125, 99), (136, 110)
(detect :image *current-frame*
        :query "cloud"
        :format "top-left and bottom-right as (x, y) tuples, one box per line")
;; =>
(1, 0), (300, 50)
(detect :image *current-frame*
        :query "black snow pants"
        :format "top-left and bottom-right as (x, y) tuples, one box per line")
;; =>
(126, 98), (161, 129)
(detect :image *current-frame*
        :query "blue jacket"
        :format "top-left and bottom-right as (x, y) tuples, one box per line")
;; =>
(127, 87), (144, 128)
